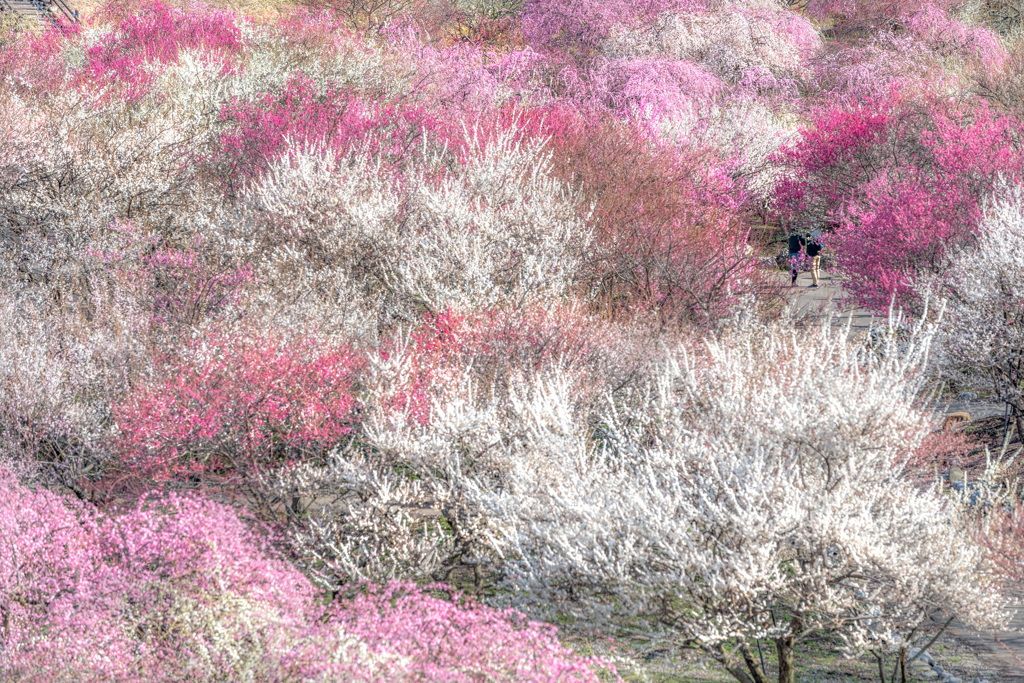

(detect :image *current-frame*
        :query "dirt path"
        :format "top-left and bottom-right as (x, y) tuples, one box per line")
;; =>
(954, 606), (1024, 683)
(786, 267), (877, 332)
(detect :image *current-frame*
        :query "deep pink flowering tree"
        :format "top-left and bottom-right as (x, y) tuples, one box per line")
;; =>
(217, 75), (460, 188)
(774, 100), (896, 227)
(0, 22), (78, 96)
(775, 95), (1024, 311)
(113, 331), (363, 483)
(81, 1), (244, 100)
(838, 104), (1024, 310)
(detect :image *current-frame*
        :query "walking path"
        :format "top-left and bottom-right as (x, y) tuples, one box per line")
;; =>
(787, 265), (1024, 682)
(787, 267), (877, 332)
(788, 267), (1009, 418)
(954, 609), (1024, 683)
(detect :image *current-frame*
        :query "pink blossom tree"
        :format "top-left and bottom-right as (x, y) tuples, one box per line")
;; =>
(0, 471), (316, 680)
(775, 95), (1024, 311)
(82, 1), (244, 100)
(520, 0), (708, 56)
(327, 581), (614, 681)
(531, 108), (761, 326)
(805, 0), (962, 37)
(217, 75), (460, 189)
(0, 468), (611, 680)
(113, 329), (363, 487)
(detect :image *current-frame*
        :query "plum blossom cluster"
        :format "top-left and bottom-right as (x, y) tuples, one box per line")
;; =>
(923, 181), (1024, 438)
(2, 0), (1023, 680)
(114, 330), (363, 484)
(346, 314), (1007, 682)
(250, 127), (590, 326)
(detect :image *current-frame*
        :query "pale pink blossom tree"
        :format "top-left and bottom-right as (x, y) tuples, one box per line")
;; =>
(0, 468), (613, 681)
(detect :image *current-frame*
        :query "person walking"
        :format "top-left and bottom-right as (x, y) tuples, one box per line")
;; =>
(806, 232), (823, 288)
(787, 231), (805, 286)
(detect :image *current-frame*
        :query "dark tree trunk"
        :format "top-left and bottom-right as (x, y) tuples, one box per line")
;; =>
(1014, 407), (1024, 447)
(740, 642), (770, 683)
(715, 644), (758, 683)
(775, 618), (801, 683)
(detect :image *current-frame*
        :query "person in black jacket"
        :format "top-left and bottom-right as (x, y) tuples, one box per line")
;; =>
(787, 232), (805, 286)
(806, 232), (823, 288)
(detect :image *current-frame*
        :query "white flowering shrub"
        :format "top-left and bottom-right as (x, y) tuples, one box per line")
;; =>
(272, 305), (656, 590)
(255, 455), (471, 590)
(359, 314), (1007, 683)
(926, 181), (1024, 437)
(250, 128), (590, 327)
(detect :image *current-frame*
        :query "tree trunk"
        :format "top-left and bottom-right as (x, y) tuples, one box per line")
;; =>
(1014, 406), (1024, 447)
(740, 642), (770, 683)
(714, 643), (758, 683)
(722, 663), (758, 683)
(775, 618), (800, 683)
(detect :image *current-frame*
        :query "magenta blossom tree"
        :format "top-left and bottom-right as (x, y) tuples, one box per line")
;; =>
(82, 1), (244, 100)
(775, 95), (1024, 311)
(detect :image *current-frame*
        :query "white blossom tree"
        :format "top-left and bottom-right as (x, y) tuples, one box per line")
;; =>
(354, 314), (1007, 683)
(247, 128), (590, 330)
(269, 312), (652, 592)
(926, 181), (1024, 437)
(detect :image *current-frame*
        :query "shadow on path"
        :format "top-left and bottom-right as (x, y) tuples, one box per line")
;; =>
(954, 607), (1024, 683)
